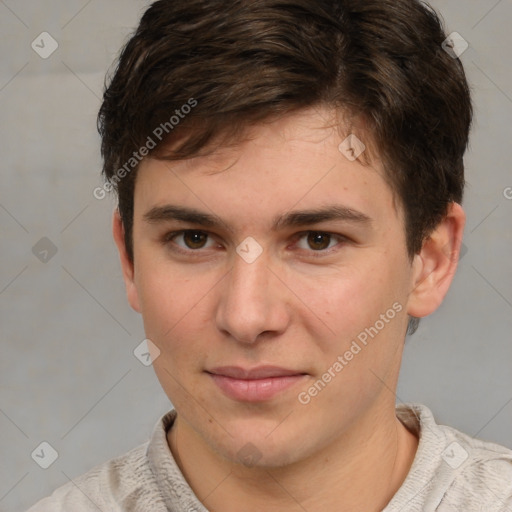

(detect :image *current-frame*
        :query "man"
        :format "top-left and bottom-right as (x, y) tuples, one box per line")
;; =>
(28, 0), (512, 510)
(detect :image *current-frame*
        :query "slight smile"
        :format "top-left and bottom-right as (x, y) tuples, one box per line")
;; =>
(206, 366), (309, 402)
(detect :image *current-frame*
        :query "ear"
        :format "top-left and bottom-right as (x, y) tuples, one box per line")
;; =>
(407, 202), (466, 318)
(112, 209), (141, 313)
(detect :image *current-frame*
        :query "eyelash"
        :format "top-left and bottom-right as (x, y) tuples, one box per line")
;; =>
(161, 230), (349, 259)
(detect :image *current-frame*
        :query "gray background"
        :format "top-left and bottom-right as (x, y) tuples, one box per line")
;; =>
(0, 0), (511, 510)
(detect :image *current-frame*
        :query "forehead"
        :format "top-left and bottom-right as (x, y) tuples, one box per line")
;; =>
(133, 108), (401, 230)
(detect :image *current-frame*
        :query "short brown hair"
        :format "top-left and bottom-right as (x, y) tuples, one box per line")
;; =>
(98, 0), (473, 332)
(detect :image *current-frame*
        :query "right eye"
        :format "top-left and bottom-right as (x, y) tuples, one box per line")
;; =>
(162, 230), (220, 254)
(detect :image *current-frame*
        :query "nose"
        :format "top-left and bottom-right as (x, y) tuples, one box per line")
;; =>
(215, 247), (290, 345)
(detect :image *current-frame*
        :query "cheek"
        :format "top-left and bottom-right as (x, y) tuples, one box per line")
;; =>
(145, 289), (210, 408)
(135, 259), (215, 363)
(295, 260), (408, 391)
(295, 265), (392, 341)
(136, 257), (202, 336)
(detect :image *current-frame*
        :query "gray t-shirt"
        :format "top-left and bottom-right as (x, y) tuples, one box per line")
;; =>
(27, 403), (512, 511)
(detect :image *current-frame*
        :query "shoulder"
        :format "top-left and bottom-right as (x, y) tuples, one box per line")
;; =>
(396, 403), (512, 511)
(440, 423), (512, 510)
(26, 440), (165, 511)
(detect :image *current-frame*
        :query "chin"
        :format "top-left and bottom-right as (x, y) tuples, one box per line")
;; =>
(226, 442), (304, 469)
(208, 421), (310, 469)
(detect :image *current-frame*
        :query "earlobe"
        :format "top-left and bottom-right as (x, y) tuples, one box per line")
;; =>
(112, 209), (141, 313)
(407, 202), (466, 318)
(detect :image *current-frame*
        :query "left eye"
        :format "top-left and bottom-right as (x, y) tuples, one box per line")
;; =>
(295, 232), (343, 252)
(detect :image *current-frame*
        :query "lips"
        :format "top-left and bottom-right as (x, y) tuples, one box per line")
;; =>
(206, 366), (308, 402)
(207, 365), (306, 379)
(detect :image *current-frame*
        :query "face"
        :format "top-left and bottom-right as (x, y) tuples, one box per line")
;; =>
(118, 107), (425, 467)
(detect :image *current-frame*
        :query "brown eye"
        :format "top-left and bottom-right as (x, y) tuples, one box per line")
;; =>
(307, 232), (332, 251)
(162, 230), (221, 257)
(182, 231), (209, 249)
(294, 231), (347, 257)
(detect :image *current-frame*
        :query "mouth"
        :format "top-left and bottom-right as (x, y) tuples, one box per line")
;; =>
(205, 366), (308, 402)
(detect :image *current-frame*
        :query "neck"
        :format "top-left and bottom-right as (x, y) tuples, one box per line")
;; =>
(167, 403), (418, 512)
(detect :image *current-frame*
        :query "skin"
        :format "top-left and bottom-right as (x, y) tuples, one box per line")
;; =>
(113, 106), (466, 511)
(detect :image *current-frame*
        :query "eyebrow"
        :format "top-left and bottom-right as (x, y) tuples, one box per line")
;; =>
(143, 204), (372, 231)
